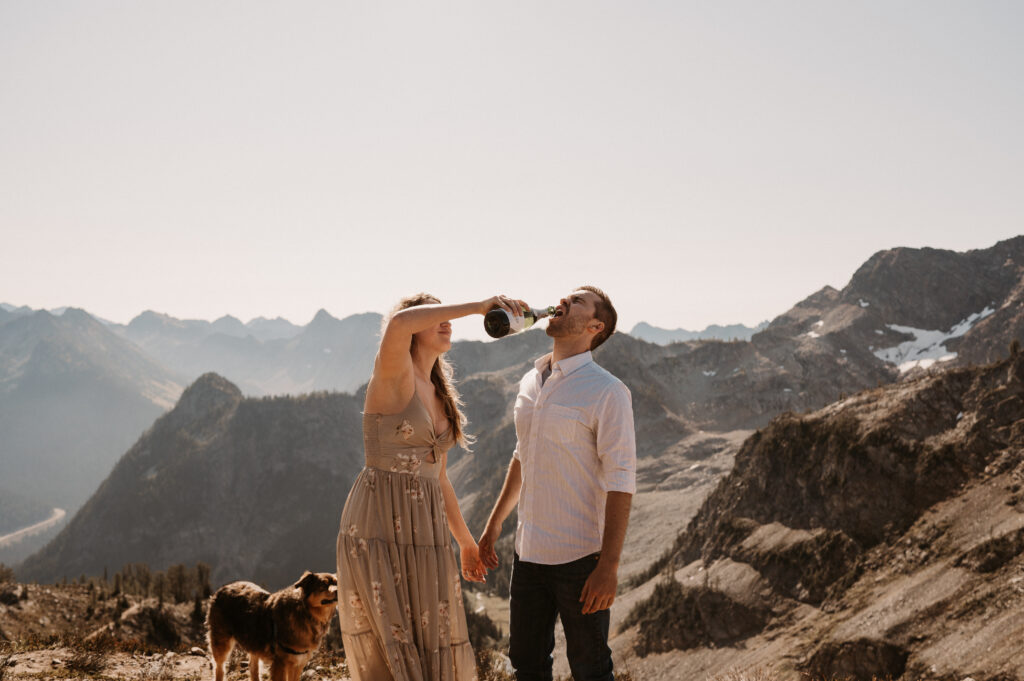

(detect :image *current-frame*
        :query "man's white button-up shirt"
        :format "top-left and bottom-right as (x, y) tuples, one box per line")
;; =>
(513, 350), (636, 565)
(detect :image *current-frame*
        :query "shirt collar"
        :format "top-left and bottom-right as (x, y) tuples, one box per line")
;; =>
(534, 350), (593, 377)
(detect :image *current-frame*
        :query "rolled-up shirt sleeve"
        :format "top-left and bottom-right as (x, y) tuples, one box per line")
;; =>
(596, 382), (636, 494)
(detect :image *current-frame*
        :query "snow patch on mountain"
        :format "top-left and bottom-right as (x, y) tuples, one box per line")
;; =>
(873, 306), (995, 373)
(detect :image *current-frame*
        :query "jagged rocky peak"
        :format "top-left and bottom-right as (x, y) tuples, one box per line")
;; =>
(210, 314), (247, 335)
(126, 309), (178, 332)
(843, 240), (1024, 330)
(27, 308), (58, 325)
(753, 286), (841, 340)
(172, 372), (243, 421)
(309, 308), (339, 326)
(58, 307), (96, 324)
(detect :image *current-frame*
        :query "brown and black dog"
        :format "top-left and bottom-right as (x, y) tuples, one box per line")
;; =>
(207, 571), (338, 681)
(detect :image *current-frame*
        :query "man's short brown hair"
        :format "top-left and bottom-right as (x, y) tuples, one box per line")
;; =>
(577, 285), (617, 350)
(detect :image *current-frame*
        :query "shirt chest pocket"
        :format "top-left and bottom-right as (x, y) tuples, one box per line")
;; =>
(541, 404), (590, 447)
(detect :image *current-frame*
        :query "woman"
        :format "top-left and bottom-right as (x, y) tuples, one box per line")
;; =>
(336, 293), (522, 681)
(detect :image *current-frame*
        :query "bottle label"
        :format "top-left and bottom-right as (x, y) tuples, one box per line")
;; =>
(508, 311), (527, 333)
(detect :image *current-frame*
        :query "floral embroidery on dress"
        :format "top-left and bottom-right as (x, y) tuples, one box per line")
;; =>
(407, 479), (426, 503)
(390, 451), (423, 474)
(371, 580), (385, 616)
(403, 603), (412, 626)
(345, 525), (367, 557)
(393, 515), (402, 536)
(396, 419), (415, 440)
(390, 623), (410, 644)
(364, 469), (377, 490)
(347, 591), (368, 626)
(452, 572), (462, 599)
(348, 538), (367, 558)
(438, 600), (451, 638)
(420, 610), (430, 630)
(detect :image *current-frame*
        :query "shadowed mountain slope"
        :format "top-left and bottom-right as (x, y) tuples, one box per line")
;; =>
(18, 373), (364, 588)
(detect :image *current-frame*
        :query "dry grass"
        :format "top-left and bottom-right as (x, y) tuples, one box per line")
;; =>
(1, 650), (11, 681)
(10, 630), (169, 657)
(65, 648), (107, 675)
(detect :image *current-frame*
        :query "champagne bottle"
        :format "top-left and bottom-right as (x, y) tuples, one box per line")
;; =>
(484, 305), (556, 339)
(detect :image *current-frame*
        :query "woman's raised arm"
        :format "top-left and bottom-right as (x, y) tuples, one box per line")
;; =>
(374, 296), (521, 379)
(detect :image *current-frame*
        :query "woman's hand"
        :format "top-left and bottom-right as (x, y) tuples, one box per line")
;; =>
(479, 295), (526, 318)
(460, 543), (487, 583)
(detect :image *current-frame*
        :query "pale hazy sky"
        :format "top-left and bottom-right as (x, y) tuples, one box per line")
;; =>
(2, 1), (1022, 341)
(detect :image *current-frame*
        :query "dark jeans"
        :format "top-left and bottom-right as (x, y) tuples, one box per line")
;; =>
(508, 552), (614, 681)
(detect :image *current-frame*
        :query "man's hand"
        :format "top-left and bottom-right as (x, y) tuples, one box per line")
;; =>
(477, 524), (500, 569)
(579, 560), (618, 615)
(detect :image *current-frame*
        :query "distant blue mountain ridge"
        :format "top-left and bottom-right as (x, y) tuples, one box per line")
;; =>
(629, 320), (769, 345)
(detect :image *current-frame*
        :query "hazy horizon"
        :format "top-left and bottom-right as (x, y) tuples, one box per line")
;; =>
(0, 296), (777, 333)
(4, 2), (1023, 342)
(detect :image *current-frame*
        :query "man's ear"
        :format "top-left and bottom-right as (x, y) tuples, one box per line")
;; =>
(588, 320), (604, 335)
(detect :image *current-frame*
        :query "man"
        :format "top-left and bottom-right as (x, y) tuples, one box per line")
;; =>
(478, 286), (636, 681)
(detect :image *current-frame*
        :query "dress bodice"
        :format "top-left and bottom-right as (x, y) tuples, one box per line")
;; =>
(362, 392), (455, 478)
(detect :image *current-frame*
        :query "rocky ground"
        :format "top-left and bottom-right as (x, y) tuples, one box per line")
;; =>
(0, 582), (349, 680)
(2, 647), (216, 681)
(608, 351), (1024, 681)
(0, 581), (528, 681)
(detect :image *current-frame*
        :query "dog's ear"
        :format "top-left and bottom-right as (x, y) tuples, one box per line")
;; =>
(295, 571), (319, 594)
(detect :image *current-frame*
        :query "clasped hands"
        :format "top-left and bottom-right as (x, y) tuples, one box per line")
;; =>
(461, 527), (618, 615)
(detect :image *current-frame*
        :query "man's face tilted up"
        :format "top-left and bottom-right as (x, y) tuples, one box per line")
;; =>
(545, 290), (602, 341)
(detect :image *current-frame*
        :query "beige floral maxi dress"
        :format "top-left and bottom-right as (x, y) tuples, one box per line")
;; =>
(336, 392), (477, 681)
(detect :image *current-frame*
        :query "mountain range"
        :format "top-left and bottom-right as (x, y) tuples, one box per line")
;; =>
(5, 236), (1024, 679)
(16, 238), (1024, 581)
(111, 309), (381, 396)
(630, 320), (769, 344)
(0, 306), (381, 565)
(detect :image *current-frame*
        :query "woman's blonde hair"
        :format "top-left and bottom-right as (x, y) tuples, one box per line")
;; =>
(385, 293), (473, 449)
